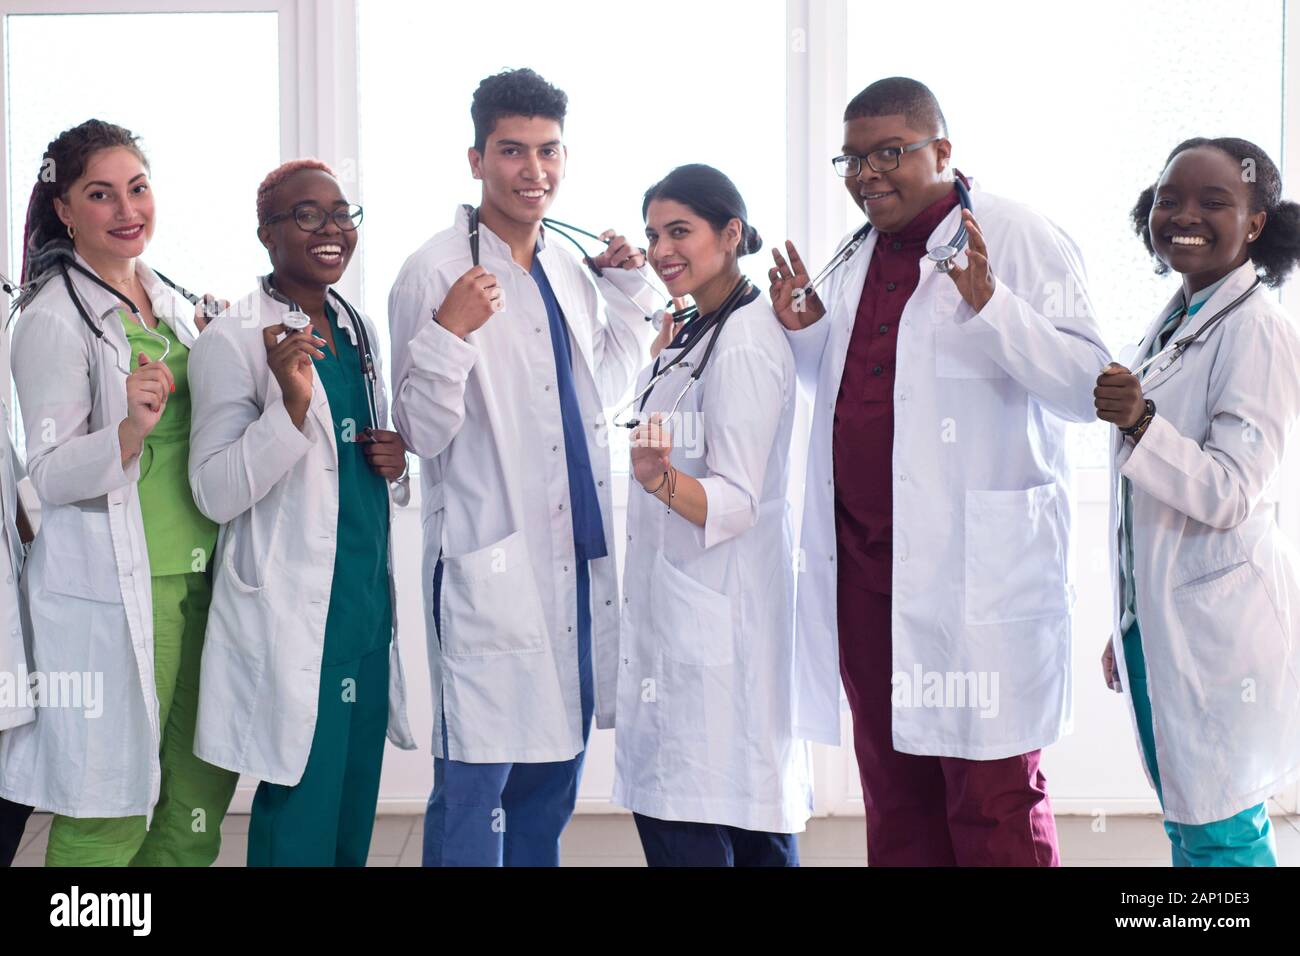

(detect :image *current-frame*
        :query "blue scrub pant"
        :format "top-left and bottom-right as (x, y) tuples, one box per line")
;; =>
(633, 813), (799, 867)
(1123, 621), (1277, 866)
(423, 561), (594, 867)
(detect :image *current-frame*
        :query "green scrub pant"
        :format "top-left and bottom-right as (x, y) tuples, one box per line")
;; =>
(1122, 621), (1277, 867)
(247, 644), (390, 867)
(45, 573), (239, 866)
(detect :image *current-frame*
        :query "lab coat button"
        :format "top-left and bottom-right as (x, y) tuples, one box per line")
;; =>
(605, 599), (612, 606)
(598, 480), (604, 487)
(567, 626), (573, 633)
(900, 474), (908, 482)
(552, 445), (559, 452)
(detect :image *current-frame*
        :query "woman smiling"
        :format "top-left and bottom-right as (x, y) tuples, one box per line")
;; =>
(1095, 138), (1300, 866)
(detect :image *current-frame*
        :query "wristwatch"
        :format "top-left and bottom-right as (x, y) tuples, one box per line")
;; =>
(1121, 398), (1156, 438)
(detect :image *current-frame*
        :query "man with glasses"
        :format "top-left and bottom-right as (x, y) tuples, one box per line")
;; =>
(769, 76), (1109, 866)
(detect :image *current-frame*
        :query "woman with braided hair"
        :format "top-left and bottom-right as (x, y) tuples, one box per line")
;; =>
(0, 119), (236, 866)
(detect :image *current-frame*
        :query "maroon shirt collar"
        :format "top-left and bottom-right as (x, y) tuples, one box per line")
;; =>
(877, 170), (970, 246)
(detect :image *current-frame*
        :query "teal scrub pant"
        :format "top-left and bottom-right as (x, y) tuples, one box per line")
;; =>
(247, 644), (390, 867)
(1122, 621), (1277, 866)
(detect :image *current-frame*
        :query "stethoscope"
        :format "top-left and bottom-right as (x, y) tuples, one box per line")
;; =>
(260, 274), (380, 435)
(611, 275), (754, 430)
(796, 177), (974, 303)
(1129, 277), (1263, 384)
(3, 259), (212, 366)
(463, 204), (700, 330)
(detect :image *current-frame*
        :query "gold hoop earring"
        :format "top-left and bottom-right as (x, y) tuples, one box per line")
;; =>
(66, 224), (75, 240)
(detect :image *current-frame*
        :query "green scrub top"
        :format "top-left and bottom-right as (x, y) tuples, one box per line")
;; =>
(120, 313), (217, 576)
(315, 301), (392, 665)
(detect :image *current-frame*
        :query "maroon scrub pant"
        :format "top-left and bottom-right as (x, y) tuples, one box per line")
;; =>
(839, 583), (1060, 866)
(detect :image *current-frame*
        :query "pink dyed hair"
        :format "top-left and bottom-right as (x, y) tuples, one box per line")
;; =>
(256, 158), (336, 225)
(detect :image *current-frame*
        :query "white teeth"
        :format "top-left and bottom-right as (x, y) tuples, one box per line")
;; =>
(518, 189), (546, 198)
(310, 244), (342, 256)
(1171, 236), (1208, 246)
(660, 264), (686, 278)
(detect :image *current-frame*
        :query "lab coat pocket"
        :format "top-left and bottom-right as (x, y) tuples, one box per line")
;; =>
(934, 324), (1007, 380)
(439, 529), (548, 657)
(39, 508), (121, 604)
(964, 483), (1069, 625)
(648, 551), (744, 774)
(649, 551), (735, 667)
(1170, 559), (1290, 789)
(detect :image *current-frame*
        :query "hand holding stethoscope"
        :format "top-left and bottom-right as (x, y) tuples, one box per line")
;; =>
(1093, 363), (1147, 434)
(943, 210), (997, 312)
(121, 349), (176, 456)
(262, 321), (326, 430)
(630, 412), (674, 490)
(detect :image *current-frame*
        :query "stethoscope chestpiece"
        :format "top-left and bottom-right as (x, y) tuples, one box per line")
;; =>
(928, 244), (960, 274)
(283, 311), (311, 331)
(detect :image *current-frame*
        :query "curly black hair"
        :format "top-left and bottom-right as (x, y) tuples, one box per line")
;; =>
(470, 68), (567, 153)
(1131, 137), (1300, 288)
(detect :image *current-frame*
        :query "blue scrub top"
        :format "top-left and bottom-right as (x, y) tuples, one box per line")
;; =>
(530, 252), (608, 563)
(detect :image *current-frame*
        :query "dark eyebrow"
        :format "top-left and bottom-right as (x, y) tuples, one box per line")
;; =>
(83, 172), (147, 192)
(662, 220), (691, 229)
(496, 139), (562, 148)
(866, 136), (905, 152)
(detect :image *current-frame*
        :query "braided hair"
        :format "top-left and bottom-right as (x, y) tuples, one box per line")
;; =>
(17, 119), (148, 307)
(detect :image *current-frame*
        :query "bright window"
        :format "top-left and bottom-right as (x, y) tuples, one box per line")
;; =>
(5, 12), (281, 301)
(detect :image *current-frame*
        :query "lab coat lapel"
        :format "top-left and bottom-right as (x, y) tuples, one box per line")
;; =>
(137, 262), (201, 348)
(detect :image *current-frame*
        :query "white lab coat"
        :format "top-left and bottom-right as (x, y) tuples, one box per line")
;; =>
(389, 206), (658, 763)
(789, 184), (1110, 757)
(0, 256), (197, 816)
(0, 327), (32, 734)
(1108, 261), (1300, 825)
(613, 296), (813, 833)
(187, 286), (416, 786)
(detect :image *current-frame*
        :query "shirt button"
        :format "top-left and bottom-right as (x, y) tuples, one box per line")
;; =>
(873, 365), (883, 376)
(891, 241), (902, 251)
(878, 324), (888, 334)
(886, 282), (897, 291)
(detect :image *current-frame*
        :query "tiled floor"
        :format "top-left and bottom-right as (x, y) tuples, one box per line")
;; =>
(11, 804), (1300, 866)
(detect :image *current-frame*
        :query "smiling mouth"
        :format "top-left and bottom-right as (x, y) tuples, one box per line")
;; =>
(1168, 235), (1211, 247)
(308, 242), (344, 265)
(862, 190), (896, 202)
(108, 224), (145, 240)
(658, 263), (687, 281)
(516, 188), (549, 201)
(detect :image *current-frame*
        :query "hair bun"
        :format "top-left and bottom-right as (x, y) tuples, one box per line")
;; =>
(742, 224), (763, 257)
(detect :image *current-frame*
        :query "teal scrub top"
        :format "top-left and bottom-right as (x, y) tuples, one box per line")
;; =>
(315, 301), (392, 665)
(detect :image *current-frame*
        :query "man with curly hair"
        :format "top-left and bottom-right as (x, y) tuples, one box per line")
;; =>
(389, 68), (659, 867)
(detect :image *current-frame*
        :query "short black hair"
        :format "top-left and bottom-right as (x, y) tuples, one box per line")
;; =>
(844, 76), (947, 137)
(1131, 137), (1300, 288)
(642, 164), (762, 257)
(470, 68), (568, 153)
